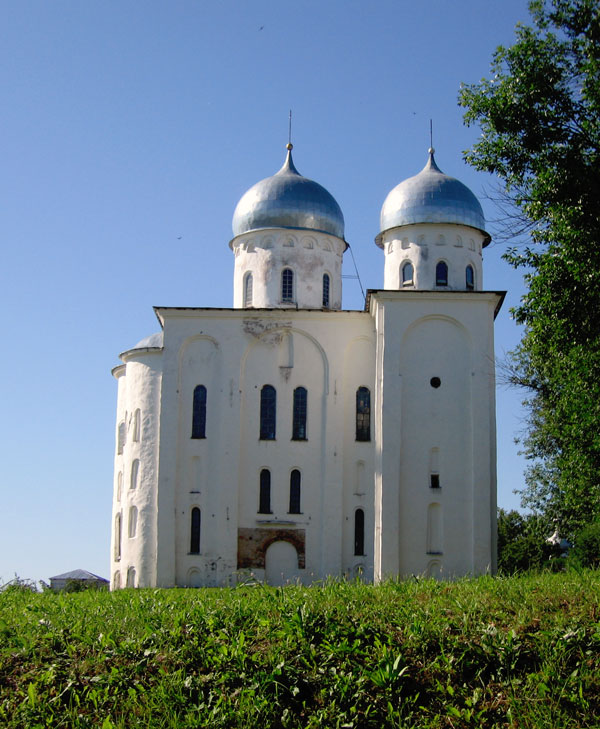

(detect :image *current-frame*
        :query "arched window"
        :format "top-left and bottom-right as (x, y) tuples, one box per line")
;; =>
(117, 421), (126, 455)
(356, 387), (371, 442)
(322, 273), (330, 307)
(260, 385), (276, 440)
(292, 387), (307, 440)
(281, 268), (294, 303)
(114, 512), (122, 561)
(128, 506), (138, 538)
(132, 409), (141, 442)
(192, 385), (207, 439)
(354, 509), (365, 556)
(401, 261), (414, 286)
(117, 471), (122, 502)
(289, 469), (301, 514)
(466, 265), (475, 290)
(435, 261), (448, 286)
(427, 503), (443, 554)
(130, 459), (140, 490)
(244, 272), (253, 307)
(430, 447), (440, 488)
(126, 567), (136, 588)
(259, 469), (271, 513)
(190, 507), (201, 554)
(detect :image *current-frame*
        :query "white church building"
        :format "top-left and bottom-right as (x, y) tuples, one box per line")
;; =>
(110, 142), (504, 589)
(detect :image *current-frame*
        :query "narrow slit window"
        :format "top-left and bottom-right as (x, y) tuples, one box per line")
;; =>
(117, 421), (126, 455)
(130, 459), (140, 490)
(190, 507), (201, 554)
(289, 469), (301, 514)
(322, 273), (330, 307)
(466, 265), (474, 290)
(356, 387), (371, 442)
(192, 385), (207, 439)
(292, 387), (307, 440)
(244, 272), (253, 307)
(435, 261), (448, 286)
(114, 513), (122, 561)
(259, 469), (271, 513)
(354, 509), (365, 556)
(260, 385), (276, 440)
(401, 261), (414, 286)
(430, 473), (440, 489)
(132, 409), (141, 442)
(126, 567), (136, 588)
(128, 506), (138, 538)
(281, 269), (294, 303)
(427, 503), (443, 554)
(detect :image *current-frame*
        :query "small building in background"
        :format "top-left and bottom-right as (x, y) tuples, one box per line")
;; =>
(49, 569), (109, 592)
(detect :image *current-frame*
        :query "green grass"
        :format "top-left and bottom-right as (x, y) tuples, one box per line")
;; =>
(1, 571), (599, 727)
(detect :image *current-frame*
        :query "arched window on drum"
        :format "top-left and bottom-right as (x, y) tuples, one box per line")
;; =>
(322, 273), (330, 307)
(435, 261), (448, 286)
(401, 261), (414, 286)
(281, 268), (294, 303)
(243, 272), (253, 307)
(466, 265), (475, 290)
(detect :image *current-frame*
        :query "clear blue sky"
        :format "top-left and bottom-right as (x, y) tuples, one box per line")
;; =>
(1, 0), (533, 584)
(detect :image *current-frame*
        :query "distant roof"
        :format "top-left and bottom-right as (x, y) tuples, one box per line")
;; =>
(49, 569), (108, 582)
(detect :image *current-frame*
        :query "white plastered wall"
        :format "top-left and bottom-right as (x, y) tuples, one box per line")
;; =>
(378, 223), (485, 292)
(110, 350), (163, 589)
(371, 290), (500, 580)
(149, 307), (375, 587)
(231, 229), (345, 310)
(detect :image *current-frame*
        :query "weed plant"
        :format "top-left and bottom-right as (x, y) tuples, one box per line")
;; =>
(1, 571), (599, 727)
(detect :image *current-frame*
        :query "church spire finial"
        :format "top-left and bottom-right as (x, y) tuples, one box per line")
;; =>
(287, 109), (293, 151)
(429, 119), (435, 156)
(281, 111), (299, 174)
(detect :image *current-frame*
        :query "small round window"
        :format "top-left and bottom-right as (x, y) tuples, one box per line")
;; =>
(430, 377), (441, 388)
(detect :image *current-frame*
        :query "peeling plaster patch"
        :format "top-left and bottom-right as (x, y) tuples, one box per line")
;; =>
(243, 319), (292, 347)
(300, 255), (325, 276)
(279, 366), (292, 381)
(237, 527), (306, 569)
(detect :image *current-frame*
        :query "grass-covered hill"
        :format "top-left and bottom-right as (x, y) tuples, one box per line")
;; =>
(1, 571), (599, 728)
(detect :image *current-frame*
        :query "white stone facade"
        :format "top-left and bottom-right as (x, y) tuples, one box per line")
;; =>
(110, 146), (503, 588)
(231, 229), (345, 310)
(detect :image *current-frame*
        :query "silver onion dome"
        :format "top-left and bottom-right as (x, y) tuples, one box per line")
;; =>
(232, 144), (345, 239)
(378, 149), (490, 246)
(129, 332), (164, 351)
(118, 331), (164, 360)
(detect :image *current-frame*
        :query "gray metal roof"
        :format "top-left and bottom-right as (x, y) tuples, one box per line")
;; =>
(379, 150), (490, 245)
(49, 569), (108, 582)
(232, 145), (345, 240)
(131, 332), (164, 350)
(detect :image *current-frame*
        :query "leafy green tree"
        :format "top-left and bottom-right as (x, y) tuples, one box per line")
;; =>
(460, 0), (600, 539)
(497, 509), (558, 573)
(571, 520), (600, 567)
